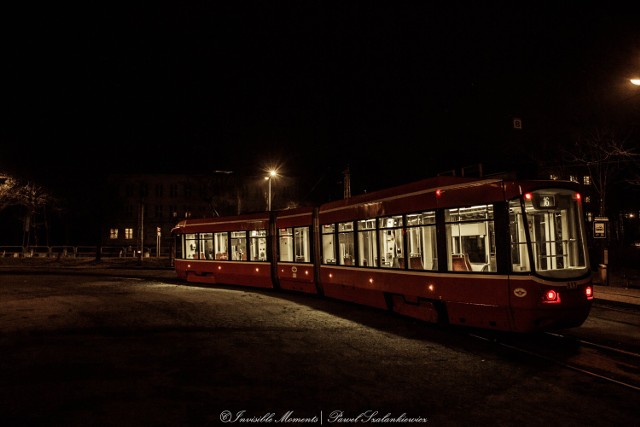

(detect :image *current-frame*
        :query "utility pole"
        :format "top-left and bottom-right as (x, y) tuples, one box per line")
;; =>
(343, 166), (351, 199)
(138, 203), (144, 265)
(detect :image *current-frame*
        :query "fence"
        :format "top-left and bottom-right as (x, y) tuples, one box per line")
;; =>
(0, 245), (171, 258)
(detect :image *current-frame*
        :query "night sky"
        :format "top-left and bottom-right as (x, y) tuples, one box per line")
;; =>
(2, 3), (639, 197)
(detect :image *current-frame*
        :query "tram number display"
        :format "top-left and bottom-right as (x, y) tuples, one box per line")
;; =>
(533, 194), (556, 209)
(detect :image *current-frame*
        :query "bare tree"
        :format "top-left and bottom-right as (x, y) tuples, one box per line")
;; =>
(0, 173), (58, 248)
(0, 174), (22, 210)
(563, 126), (639, 217)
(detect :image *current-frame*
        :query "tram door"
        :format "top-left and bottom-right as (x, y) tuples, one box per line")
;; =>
(509, 200), (530, 272)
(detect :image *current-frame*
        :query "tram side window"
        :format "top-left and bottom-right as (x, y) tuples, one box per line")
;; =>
(445, 205), (496, 272)
(231, 231), (247, 260)
(279, 227), (311, 262)
(406, 211), (437, 270)
(249, 229), (268, 261)
(357, 219), (378, 267)
(279, 228), (294, 261)
(294, 227), (311, 262)
(201, 233), (214, 259)
(214, 232), (229, 260)
(321, 224), (336, 264)
(338, 222), (355, 265)
(509, 200), (530, 272)
(378, 215), (404, 268)
(184, 233), (198, 259)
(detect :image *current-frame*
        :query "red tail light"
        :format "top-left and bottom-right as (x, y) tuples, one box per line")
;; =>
(585, 286), (593, 300)
(542, 289), (561, 304)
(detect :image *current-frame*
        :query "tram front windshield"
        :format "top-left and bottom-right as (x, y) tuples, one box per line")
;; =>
(509, 188), (590, 279)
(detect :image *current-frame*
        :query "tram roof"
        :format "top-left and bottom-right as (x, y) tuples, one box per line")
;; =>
(317, 175), (581, 220)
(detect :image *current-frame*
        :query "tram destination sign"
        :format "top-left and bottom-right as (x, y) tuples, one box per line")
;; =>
(593, 217), (608, 239)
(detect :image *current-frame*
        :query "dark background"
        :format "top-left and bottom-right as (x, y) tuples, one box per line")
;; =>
(2, 2), (639, 197)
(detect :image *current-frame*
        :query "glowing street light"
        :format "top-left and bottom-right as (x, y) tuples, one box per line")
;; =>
(265, 169), (278, 211)
(631, 79), (640, 86)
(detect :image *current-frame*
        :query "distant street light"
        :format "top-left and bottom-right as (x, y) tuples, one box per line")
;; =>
(265, 169), (278, 211)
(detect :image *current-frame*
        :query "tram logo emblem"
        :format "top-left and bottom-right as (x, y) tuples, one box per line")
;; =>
(513, 288), (527, 298)
(291, 266), (297, 278)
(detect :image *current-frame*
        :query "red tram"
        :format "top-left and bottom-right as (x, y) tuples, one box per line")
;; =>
(171, 175), (593, 333)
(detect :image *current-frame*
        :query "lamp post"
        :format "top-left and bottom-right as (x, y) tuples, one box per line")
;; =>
(265, 169), (278, 211)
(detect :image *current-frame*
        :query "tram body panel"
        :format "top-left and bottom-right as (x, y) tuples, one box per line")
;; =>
(430, 274), (512, 330)
(319, 266), (513, 329)
(507, 275), (593, 332)
(175, 259), (274, 289)
(276, 262), (318, 294)
(319, 266), (389, 309)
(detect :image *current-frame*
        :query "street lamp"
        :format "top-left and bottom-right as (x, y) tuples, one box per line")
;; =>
(631, 79), (640, 86)
(265, 169), (278, 211)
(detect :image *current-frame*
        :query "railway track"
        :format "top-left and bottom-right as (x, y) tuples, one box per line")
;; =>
(468, 329), (640, 392)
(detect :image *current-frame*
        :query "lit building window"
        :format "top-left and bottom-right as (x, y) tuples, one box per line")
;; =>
(586, 212), (593, 222)
(549, 174), (558, 180)
(125, 228), (134, 239)
(585, 196), (591, 203)
(569, 175), (578, 183)
(109, 228), (118, 239)
(583, 176), (591, 185)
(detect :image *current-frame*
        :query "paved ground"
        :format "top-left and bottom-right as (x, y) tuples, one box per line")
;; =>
(1, 267), (638, 427)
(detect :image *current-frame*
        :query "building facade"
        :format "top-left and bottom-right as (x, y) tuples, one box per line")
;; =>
(103, 172), (286, 257)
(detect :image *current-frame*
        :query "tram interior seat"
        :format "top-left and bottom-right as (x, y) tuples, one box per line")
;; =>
(452, 253), (472, 271)
(470, 262), (490, 272)
(409, 256), (423, 270)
